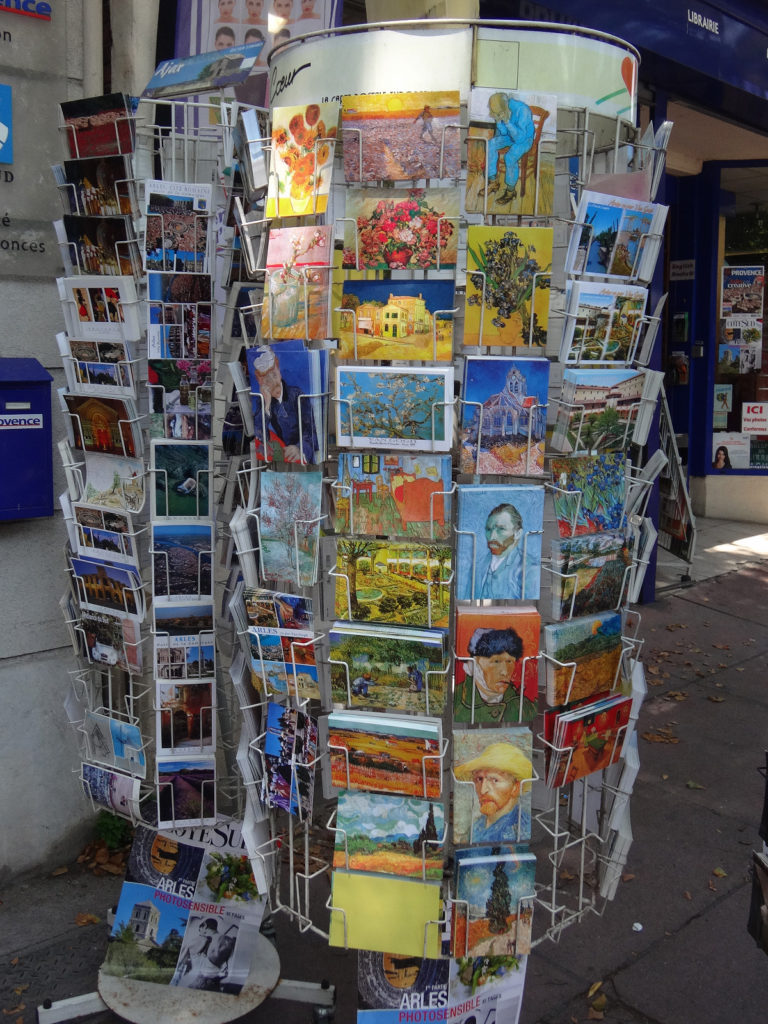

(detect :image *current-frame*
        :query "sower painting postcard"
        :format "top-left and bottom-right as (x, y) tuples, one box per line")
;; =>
(103, 824), (265, 993)
(259, 469), (323, 587)
(454, 484), (545, 601)
(333, 538), (452, 628)
(551, 453), (627, 537)
(266, 101), (338, 218)
(147, 272), (212, 359)
(452, 727), (533, 845)
(335, 278), (455, 362)
(261, 225), (333, 342)
(452, 848), (536, 958)
(334, 452), (452, 539)
(544, 611), (623, 707)
(334, 791), (445, 879)
(463, 225), (552, 347)
(341, 90), (461, 182)
(460, 356), (550, 475)
(335, 366), (454, 452)
(342, 188), (459, 271)
(466, 88), (556, 217)
(453, 605), (540, 724)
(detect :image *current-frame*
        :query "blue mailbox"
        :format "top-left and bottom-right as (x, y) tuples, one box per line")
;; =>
(0, 357), (54, 520)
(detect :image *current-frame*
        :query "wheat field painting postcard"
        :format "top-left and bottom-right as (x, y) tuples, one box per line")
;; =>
(335, 278), (455, 362)
(341, 90), (461, 182)
(266, 102), (338, 218)
(464, 225), (552, 347)
(544, 611), (623, 707)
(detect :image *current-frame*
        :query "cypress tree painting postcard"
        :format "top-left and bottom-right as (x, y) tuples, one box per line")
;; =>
(261, 225), (333, 341)
(451, 849), (536, 958)
(454, 484), (545, 601)
(335, 278), (455, 362)
(334, 452), (452, 539)
(266, 101), (339, 218)
(460, 356), (550, 475)
(463, 225), (552, 347)
(335, 366), (454, 452)
(259, 469), (323, 587)
(465, 88), (557, 217)
(342, 187), (459, 270)
(334, 538), (452, 628)
(452, 727), (533, 845)
(453, 605), (540, 725)
(329, 621), (447, 714)
(551, 453), (627, 537)
(333, 791), (445, 879)
(341, 90), (461, 182)
(543, 611), (624, 707)
(551, 531), (631, 620)
(560, 281), (648, 365)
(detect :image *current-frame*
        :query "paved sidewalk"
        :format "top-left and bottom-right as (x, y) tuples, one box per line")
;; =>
(2, 561), (768, 1023)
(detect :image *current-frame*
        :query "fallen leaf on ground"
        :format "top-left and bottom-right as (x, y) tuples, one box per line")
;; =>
(588, 981), (603, 998)
(647, 665), (661, 675)
(75, 912), (101, 927)
(713, 867), (727, 878)
(708, 880), (717, 891)
(708, 695), (726, 703)
(9, 958), (18, 966)
(643, 728), (679, 744)
(2, 1006), (24, 1016)
(712, 643), (729, 650)
(736, 668), (745, 673)
(588, 1011), (604, 1021)
(12, 986), (28, 996)
(591, 994), (608, 1011)
(560, 869), (576, 881)
(622, 873), (635, 882)
(683, 890), (692, 900)
(667, 623), (687, 630)
(661, 773), (669, 780)
(51, 866), (68, 877)
(686, 780), (706, 789)
(666, 690), (688, 701)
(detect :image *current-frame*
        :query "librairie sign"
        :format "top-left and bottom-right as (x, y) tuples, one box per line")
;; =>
(0, 0), (52, 19)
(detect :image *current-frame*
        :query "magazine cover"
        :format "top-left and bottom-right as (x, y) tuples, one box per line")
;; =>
(261, 225), (333, 341)
(103, 824), (266, 993)
(453, 605), (540, 724)
(266, 101), (338, 217)
(329, 621), (447, 714)
(543, 611), (623, 706)
(334, 452), (452, 539)
(341, 90), (461, 182)
(58, 274), (141, 340)
(144, 180), (212, 274)
(551, 453), (627, 537)
(466, 88), (556, 217)
(150, 440), (212, 519)
(454, 484), (545, 601)
(334, 538), (452, 629)
(720, 265), (764, 317)
(357, 950), (449, 1015)
(560, 281), (648, 364)
(334, 791), (445, 879)
(264, 701), (318, 819)
(551, 531), (631, 620)
(452, 728), (533, 845)
(335, 365), (454, 452)
(342, 187), (459, 271)
(452, 849), (536, 958)
(335, 278), (455, 362)
(148, 358), (212, 441)
(147, 272), (212, 359)
(463, 225), (552, 347)
(460, 356), (550, 475)
(152, 522), (214, 601)
(259, 469), (323, 586)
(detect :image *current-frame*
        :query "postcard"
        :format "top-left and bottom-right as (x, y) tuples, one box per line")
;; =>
(326, 710), (443, 799)
(70, 554), (144, 621)
(341, 90), (461, 182)
(81, 762), (141, 820)
(551, 453), (627, 538)
(144, 180), (212, 274)
(155, 632), (215, 680)
(60, 93), (135, 158)
(452, 727), (533, 845)
(58, 274), (141, 340)
(566, 191), (668, 283)
(246, 343), (328, 465)
(153, 604), (215, 672)
(60, 214), (138, 276)
(156, 679), (215, 754)
(80, 451), (145, 512)
(150, 440), (212, 519)
(335, 365), (454, 452)
(463, 225), (552, 347)
(156, 756), (216, 827)
(329, 621), (447, 714)
(248, 623), (318, 701)
(460, 356), (550, 475)
(335, 278), (455, 362)
(60, 337), (135, 399)
(329, 872), (442, 958)
(452, 848), (536, 957)
(79, 609), (143, 675)
(63, 393), (141, 459)
(261, 225), (332, 341)
(59, 155), (135, 217)
(264, 702), (318, 819)
(561, 281), (648, 364)
(550, 367), (645, 454)
(147, 272), (212, 359)
(243, 587), (314, 631)
(544, 611), (623, 707)
(466, 88), (557, 217)
(259, 469), (323, 587)
(545, 693), (632, 788)
(551, 530), (631, 620)
(334, 452), (452, 539)
(152, 522), (214, 601)
(334, 791), (445, 879)
(358, 950), (449, 1013)
(148, 358), (212, 440)
(334, 538), (452, 629)
(342, 187), (459, 270)
(73, 502), (135, 564)
(454, 484), (545, 601)
(266, 101), (338, 218)
(454, 605), (540, 724)
(83, 710), (146, 778)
